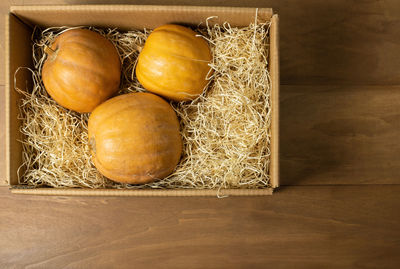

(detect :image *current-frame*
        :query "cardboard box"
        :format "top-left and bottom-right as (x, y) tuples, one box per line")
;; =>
(5, 5), (279, 196)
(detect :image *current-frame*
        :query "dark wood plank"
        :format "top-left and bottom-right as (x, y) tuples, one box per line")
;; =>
(281, 85), (400, 185)
(0, 185), (399, 268)
(1, 0), (400, 85)
(276, 0), (400, 85)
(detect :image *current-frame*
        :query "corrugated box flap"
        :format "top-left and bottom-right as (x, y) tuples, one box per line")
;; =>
(11, 5), (273, 29)
(11, 187), (273, 197)
(270, 14), (279, 188)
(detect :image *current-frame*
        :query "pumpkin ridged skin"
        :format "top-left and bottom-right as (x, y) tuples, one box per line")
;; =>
(88, 92), (182, 184)
(42, 29), (121, 113)
(136, 24), (212, 101)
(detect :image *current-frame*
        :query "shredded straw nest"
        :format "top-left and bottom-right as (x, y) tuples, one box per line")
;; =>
(15, 15), (272, 190)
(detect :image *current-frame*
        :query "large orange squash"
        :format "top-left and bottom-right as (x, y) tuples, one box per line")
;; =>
(88, 92), (182, 184)
(42, 29), (121, 113)
(136, 24), (212, 101)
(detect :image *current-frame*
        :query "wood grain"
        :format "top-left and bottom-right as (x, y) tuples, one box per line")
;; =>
(1, 1), (400, 268)
(281, 85), (400, 185)
(275, 0), (400, 85)
(1, 0), (400, 85)
(1, 185), (399, 268)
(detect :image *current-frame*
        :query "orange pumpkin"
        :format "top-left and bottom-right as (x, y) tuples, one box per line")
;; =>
(136, 24), (212, 101)
(42, 29), (121, 113)
(88, 92), (182, 184)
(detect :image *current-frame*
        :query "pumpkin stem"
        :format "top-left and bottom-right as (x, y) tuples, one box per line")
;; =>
(44, 45), (57, 61)
(44, 45), (55, 55)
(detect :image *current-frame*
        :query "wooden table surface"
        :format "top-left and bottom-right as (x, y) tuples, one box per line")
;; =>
(1, 1), (400, 268)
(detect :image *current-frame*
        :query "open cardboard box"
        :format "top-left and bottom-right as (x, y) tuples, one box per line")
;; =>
(5, 5), (279, 196)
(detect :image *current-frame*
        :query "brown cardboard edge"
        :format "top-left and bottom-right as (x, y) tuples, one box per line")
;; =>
(11, 188), (273, 197)
(270, 14), (280, 188)
(5, 14), (10, 186)
(10, 5), (272, 17)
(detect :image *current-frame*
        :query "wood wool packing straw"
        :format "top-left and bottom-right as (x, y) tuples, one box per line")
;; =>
(15, 13), (272, 191)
